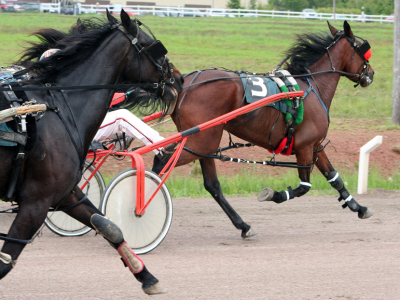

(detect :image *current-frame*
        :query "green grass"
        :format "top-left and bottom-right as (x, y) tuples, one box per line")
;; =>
(101, 166), (400, 198)
(1, 14), (398, 197)
(0, 13), (395, 121)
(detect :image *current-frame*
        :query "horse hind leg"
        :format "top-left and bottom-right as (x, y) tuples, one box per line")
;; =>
(316, 149), (373, 219)
(258, 147), (314, 203)
(0, 198), (50, 279)
(200, 158), (257, 239)
(64, 187), (166, 295)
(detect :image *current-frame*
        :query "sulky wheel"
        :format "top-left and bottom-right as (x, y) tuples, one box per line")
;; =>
(44, 161), (105, 236)
(100, 168), (173, 255)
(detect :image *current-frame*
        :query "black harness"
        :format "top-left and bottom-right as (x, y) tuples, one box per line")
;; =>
(325, 31), (372, 87)
(111, 18), (175, 95)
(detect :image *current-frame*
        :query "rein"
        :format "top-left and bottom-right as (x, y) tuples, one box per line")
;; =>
(0, 83), (159, 92)
(181, 68), (364, 90)
(182, 31), (371, 91)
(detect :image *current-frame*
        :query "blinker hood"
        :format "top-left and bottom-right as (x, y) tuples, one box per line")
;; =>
(146, 40), (168, 60)
(359, 40), (372, 60)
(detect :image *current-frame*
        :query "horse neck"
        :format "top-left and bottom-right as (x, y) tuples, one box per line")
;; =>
(307, 42), (348, 110)
(55, 33), (131, 150)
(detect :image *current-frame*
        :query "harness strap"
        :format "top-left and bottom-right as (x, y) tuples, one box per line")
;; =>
(0, 233), (35, 245)
(304, 77), (330, 123)
(49, 194), (88, 212)
(0, 251), (16, 268)
(282, 126), (294, 154)
(6, 144), (25, 199)
(47, 89), (85, 169)
(177, 70), (203, 131)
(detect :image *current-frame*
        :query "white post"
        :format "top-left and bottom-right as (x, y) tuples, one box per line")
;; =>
(357, 136), (383, 194)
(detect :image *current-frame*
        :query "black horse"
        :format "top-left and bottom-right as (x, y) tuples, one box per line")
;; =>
(0, 11), (183, 294)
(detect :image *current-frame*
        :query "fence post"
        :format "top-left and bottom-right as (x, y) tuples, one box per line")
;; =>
(357, 136), (383, 194)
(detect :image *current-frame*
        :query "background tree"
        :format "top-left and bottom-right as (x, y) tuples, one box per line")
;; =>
(249, 0), (257, 9)
(227, 0), (242, 9)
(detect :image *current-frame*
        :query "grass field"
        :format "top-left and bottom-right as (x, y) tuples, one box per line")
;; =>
(0, 13), (395, 121)
(0, 13), (398, 197)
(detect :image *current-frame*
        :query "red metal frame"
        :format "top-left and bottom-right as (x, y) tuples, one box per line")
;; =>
(85, 91), (304, 216)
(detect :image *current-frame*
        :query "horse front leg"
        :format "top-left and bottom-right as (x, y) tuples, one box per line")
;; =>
(63, 187), (166, 295)
(200, 158), (257, 239)
(258, 147), (314, 203)
(315, 149), (373, 219)
(0, 198), (50, 279)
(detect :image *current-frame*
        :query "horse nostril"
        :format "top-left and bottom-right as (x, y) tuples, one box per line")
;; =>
(180, 76), (184, 85)
(373, 71), (375, 76)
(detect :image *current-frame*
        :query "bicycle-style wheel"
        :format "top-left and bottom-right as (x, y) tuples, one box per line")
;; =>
(45, 161), (105, 236)
(100, 168), (172, 255)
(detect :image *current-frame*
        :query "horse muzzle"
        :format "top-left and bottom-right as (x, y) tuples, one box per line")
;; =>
(360, 71), (374, 87)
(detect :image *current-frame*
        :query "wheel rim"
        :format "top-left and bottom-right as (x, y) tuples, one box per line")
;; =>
(46, 166), (103, 234)
(104, 170), (172, 253)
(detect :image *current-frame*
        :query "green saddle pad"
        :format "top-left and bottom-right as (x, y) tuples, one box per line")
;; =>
(239, 73), (303, 125)
(0, 123), (17, 147)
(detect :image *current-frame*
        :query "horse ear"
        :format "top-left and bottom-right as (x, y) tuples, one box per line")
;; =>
(77, 18), (82, 27)
(343, 21), (354, 39)
(120, 9), (134, 32)
(327, 21), (338, 36)
(106, 8), (118, 24)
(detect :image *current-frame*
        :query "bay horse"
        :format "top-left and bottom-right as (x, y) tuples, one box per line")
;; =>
(0, 11), (183, 294)
(153, 21), (374, 239)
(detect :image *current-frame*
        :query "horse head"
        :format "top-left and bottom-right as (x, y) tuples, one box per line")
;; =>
(107, 9), (183, 112)
(328, 21), (374, 87)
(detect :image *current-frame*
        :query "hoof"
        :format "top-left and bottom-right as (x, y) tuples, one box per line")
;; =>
(143, 282), (168, 295)
(358, 208), (374, 219)
(241, 227), (258, 239)
(257, 187), (274, 202)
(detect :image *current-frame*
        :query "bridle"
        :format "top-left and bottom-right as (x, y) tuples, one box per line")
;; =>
(325, 31), (372, 87)
(111, 18), (175, 95)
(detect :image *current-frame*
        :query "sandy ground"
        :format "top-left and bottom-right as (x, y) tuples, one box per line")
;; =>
(1, 190), (399, 300)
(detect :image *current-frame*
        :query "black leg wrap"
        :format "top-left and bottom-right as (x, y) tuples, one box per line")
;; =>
(293, 183), (311, 197)
(271, 186), (294, 203)
(0, 261), (13, 280)
(90, 214), (124, 244)
(134, 266), (159, 290)
(341, 198), (360, 212)
(326, 172), (360, 212)
(327, 171), (344, 190)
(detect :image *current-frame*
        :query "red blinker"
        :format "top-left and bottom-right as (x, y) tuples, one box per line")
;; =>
(364, 49), (372, 60)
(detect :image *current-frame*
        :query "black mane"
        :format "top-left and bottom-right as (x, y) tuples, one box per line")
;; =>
(18, 18), (113, 84)
(284, 32), (334, 75)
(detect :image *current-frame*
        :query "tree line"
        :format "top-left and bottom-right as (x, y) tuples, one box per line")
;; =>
(228, 0), (394, 15)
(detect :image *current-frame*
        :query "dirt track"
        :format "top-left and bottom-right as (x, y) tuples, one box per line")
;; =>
(1, 191), (399, 299)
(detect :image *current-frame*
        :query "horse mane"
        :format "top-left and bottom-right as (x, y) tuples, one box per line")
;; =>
(18, 28), (68, 68)
(17, 18), (167, 115)
(17, 18), (113, 84)
(284, 32), (334, 75)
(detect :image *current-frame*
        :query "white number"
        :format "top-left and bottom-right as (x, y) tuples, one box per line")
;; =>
(250, 77), (268, 97)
